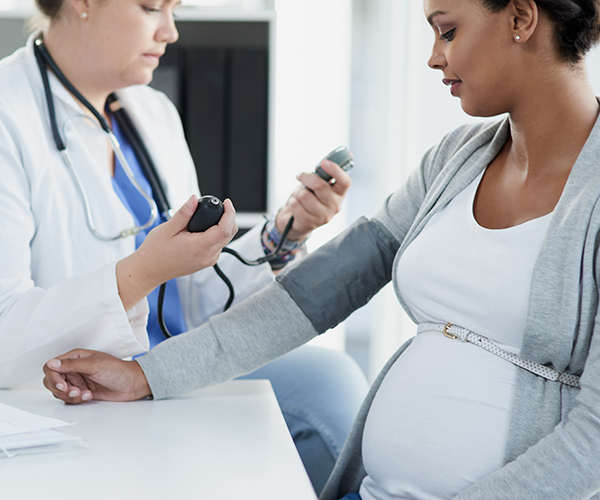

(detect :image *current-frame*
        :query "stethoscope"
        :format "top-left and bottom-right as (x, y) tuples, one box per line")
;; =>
(34, 35), (192, 340)
(33, 34), (295, 338)
(33, 35), (173, 241)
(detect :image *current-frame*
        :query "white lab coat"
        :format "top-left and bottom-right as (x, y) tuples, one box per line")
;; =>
(0, 34), (274, 388)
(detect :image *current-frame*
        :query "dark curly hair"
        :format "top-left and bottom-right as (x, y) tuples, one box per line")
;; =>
(481, 0), (600, 63)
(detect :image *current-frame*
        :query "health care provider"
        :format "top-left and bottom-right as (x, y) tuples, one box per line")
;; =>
(0, 0), (369, 491)
(44, 0), (600, 498)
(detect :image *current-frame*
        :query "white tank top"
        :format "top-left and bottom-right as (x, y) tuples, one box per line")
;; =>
(359, 171), (551, 500)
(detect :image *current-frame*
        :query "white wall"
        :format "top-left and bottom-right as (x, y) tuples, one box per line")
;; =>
(588, 45), (600, 95)
(271, 0), (354, 350)
(346, 0), (413, 380)
(270, 1), (352, 224)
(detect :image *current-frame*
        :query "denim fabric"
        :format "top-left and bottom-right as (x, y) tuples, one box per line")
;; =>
(239, 345), (369, 495)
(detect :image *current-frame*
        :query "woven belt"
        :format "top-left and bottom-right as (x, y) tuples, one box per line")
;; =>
(418, 322), (581, 389)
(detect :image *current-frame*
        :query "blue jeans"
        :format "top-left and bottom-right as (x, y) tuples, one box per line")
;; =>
(338, 494), (362, 500)
(239, 345), (369, 495)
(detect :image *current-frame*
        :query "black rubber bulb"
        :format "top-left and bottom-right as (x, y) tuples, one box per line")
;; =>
(187, 195), (224, 233)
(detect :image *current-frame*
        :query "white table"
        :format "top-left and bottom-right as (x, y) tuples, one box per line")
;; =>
(0, 380), (318, 500)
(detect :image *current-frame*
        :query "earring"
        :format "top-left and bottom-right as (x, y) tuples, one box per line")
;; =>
(81, 12), (88, 19)
(515, 35), (521, 41)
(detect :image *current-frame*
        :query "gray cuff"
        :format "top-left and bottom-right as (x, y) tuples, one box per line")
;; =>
(276, 217), (399, 333)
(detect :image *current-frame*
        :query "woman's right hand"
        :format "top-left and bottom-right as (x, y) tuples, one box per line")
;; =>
(43, 349), (151, 404)
(116, 195), (237, 311)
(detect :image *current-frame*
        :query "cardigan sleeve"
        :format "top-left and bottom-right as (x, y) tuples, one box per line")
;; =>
(137, 215), (401, 399)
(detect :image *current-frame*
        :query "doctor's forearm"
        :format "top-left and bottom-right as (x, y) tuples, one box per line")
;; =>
(115, 255), (157, 311)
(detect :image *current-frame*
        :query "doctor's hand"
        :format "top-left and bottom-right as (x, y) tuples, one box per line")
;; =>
(117, 195), (237, 311)
(43, 349), (151, 404)
(276, 159), (352, 242)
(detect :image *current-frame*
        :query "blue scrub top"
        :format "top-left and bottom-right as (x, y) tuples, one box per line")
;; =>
(109, 114), (187, 349)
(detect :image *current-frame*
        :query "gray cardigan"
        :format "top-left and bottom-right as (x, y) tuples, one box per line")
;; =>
(138, 114), (600, 499)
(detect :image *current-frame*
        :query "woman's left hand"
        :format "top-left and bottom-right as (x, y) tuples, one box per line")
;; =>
(275, 159), (352, 241)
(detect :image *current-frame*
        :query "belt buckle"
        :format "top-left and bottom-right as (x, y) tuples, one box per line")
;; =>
(442, 323), (458, 339)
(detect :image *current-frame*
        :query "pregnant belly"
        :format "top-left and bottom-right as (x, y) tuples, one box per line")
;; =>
(359, 331), (518, 500)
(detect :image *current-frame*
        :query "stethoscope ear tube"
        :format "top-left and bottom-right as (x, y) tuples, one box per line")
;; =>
(34, 37), (111, 134)
(33, 35), (161, 240)
(34, 38), (65, 151)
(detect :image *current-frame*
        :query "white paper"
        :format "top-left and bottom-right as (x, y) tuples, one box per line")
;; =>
(0, 403), (72, 436)
(0, 403), (82, 458)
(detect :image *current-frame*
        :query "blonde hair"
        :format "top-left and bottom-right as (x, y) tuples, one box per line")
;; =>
(35, 0), (65, 19)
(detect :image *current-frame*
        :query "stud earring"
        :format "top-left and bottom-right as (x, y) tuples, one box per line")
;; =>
(515, 35), (521, 41)
(81, 12), (88, 19)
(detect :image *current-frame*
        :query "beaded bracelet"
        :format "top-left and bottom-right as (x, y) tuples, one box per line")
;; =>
(261, 217), (307, 270)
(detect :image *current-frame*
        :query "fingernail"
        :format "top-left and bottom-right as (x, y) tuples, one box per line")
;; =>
(56, 383), (65, 391)
(48, 359), (61, 369)
(186, 195), (197, 208)
(82, 392), (92, 401)
(69, 390), (79, 398)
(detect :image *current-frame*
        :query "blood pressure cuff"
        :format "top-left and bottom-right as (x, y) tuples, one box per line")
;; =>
(276, 217), (400, 334)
